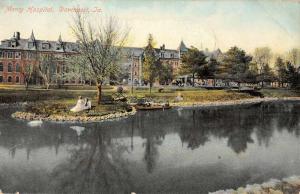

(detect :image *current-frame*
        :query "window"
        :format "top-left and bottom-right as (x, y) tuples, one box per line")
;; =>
(15, 52), (21, 59)
(42, 43), (50, 49)
(0, 51), (4, 58)
(8, 52), (14, 59)
(0, 63), (3, 71)
(28, 42), (34, 48)
(8, 63), (13, 72)
(11, 41), (17, 48)
(16, 76), (19, 83)
(171, 53), (174, 58)
(8, 76), (12, 82)
(16, 64), (20, 72)
(0, 76), (2, 82)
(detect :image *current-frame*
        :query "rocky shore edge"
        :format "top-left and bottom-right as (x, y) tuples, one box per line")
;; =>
(12, 107), (137, 122)
(210, 176), (300, 194)
(171, 97), (300, 108)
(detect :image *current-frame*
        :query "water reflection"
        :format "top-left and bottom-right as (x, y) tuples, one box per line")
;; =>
(51, 126), (133, 194)
(0, 101), (299, 193)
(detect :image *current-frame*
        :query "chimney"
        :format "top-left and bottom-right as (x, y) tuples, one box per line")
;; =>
(15, 32), (20, 40)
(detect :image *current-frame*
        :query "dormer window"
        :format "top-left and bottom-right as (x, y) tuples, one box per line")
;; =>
(28, 42), (34, 48)
(11, 41), (17, 47)
(42, 43), (50, 49)
(56, 43), (61, 50)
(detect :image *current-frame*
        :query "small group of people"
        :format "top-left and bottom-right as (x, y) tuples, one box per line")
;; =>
(70, 96), (92, 112)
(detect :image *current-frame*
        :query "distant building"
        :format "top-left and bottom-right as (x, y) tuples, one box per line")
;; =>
(0, 31), (221, 86)
(0, 31), (78, 84)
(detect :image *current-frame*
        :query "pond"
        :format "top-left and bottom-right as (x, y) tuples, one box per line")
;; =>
(0, 101), (300, 194)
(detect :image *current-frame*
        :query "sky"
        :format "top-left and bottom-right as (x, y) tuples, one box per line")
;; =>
(0, 0), (299, 54)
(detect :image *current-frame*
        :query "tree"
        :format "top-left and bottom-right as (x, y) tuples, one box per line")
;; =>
(286, 61), (300, 88)
(22, 63), (35, 90)
(179, 46), (207, 86)
(253, 47), (273, 87)
(287, 48), (300, 67)
(243, 62), (259, 84)
(218, 46), (252, 87)
(158, 62), (173, 85)
(71, 13), (129, 104)
(142, 34), (159, 93)
(65, 54), (93, 85)
(38, 54), (56, 90)
(198, 57), (219, 85)
(275, 57), (287, 87)
(257, 63), (275, 87)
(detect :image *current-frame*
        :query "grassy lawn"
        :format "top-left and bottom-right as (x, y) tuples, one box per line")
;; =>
(261, 88), (300, 98)
(1, 84), (299, 118)
(2, 84), (300, 105)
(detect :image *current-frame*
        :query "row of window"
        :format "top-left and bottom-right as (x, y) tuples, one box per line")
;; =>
(0, 51), (22, 59)
(0, 63), (21, 72)
(160, 53), (177, 58)
(0, 76), (20, 83)
(0, 51), (38, 59)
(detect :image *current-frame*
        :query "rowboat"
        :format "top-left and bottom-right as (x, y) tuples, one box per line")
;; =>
(135, 103), (171, 111)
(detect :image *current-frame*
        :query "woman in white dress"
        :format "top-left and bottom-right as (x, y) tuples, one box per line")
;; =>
(70, 96), (85, 112)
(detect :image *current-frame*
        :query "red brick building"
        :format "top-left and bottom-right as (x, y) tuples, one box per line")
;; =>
(0, 31), (189, 86)
(0, 31), (78, 85)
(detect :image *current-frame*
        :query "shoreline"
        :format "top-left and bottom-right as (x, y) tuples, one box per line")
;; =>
(171, 97), (300, 108)
(210, 175), (300, 194)
(12, 108), (137, 123)
(10, 97), (300, 123)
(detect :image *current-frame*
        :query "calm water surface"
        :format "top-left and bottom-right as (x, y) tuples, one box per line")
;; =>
(0, 102), (300, 194)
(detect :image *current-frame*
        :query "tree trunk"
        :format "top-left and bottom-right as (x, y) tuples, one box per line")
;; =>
(97, 83), (102, 105)
(25, 81), (29, 90)
(149, 83), (152, 94)
(46, 83), (50, 90)
(192, 73), (195, 87)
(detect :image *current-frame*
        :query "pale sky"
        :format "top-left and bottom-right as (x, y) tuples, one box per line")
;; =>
(0, 0), (299, 53)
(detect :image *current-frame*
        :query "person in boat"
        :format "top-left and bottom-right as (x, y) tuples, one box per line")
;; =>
(71, 96), (91, 112)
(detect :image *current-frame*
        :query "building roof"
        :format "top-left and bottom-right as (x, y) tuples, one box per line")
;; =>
(0, 31), (181, 59)
(0, 31), (79, 53)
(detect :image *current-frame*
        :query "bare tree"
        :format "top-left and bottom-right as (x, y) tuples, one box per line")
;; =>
(253, 47), (272, 87)
(38, 54), (56, 90)
(65, 54), (93, 85)
(71, 13), (129, 104)
(287, 48), (300, 67)
(22, 63), (35, 90)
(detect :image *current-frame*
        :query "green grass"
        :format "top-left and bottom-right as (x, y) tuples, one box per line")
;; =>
(1, 84), (299, 105)
(261, 88), (300, 98)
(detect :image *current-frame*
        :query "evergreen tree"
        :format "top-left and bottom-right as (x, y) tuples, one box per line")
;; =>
(218, 46), (252, 87)
(143, 34), (159, 93)
(179, 46), (207, 86)
(158, 62), (173, 85)
(275, 57), (287, 87)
